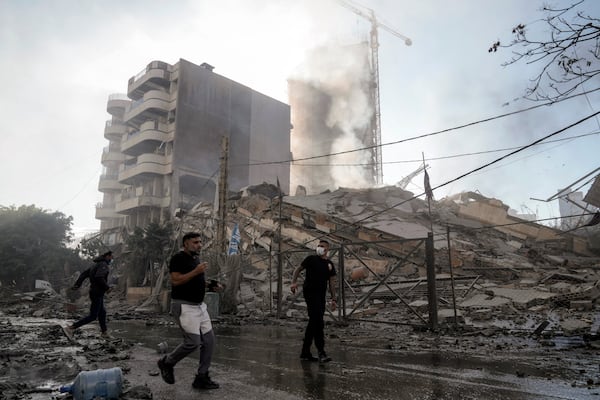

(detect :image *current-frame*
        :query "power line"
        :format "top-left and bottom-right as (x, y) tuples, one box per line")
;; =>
(237, 87), (600, 168)
(461, 212), (597, 231)
(290, 130), (600, 167)
(219, 113), (600, 278)
(57, 166), (103, 211)
(352, 110), (600, 225)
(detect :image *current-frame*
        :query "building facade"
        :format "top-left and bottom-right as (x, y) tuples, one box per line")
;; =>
(96, 59), (291, 234)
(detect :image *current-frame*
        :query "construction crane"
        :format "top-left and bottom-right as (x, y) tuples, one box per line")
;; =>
(337, 0), (411, 186)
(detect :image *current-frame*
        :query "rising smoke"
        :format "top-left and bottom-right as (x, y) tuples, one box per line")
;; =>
(288, 42), (376, 195)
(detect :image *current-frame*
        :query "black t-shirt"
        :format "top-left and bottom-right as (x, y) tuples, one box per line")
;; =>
(169, 251), (206, 304)
(301, 255), (336, 295)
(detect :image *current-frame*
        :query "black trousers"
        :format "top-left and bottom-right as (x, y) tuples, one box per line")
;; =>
(302, 292), (326, 355)
(72, 293), (107, 332)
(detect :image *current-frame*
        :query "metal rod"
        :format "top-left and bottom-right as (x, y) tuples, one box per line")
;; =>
(426, 232), (438, 331)
(446, 225), (458, 329)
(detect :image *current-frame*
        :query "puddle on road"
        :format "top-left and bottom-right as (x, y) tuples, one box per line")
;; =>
(110, 320), (599, 400)
(3, 316), (597, 400)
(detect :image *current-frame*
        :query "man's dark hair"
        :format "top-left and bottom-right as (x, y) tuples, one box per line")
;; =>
(182, 232), (201, 245)
(93, 251), (113, 262)
(319, 239), (330, 246)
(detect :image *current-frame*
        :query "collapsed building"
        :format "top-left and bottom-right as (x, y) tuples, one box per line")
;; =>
(122, 182), (600, 342)
(93, 52), (600, 340)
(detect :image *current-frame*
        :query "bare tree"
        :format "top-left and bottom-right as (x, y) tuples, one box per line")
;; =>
(489, 0), (600, 101)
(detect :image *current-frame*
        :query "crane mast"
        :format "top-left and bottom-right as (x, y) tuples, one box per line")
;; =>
(337, 0), (411, 185)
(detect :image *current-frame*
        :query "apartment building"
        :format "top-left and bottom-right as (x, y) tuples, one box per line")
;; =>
(96, 59), (291, 235)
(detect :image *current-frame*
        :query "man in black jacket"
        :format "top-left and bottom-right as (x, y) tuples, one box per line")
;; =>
(157, 232), (220, 390)
(64, 251), (113, 339)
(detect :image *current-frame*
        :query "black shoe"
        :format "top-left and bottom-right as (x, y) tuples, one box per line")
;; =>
(318, 353), (332, 363)
(300, 353), (318, 362)
(192, 372), (220, 390)
(157, 356), (175, 384)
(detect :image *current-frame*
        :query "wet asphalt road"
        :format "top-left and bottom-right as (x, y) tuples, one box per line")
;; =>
(107, 320), (598, 400)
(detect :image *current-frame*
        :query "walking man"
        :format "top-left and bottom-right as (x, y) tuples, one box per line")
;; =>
(157, 232), (219, 390)
(64, 251), (113, 339)
(290, 239), (337, 363)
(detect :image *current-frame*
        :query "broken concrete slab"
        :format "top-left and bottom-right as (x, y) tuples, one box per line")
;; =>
(488, 287), (556, 309)
(459, 293), (511, 309)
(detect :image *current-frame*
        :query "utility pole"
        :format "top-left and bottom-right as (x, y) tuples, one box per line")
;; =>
(216, 136), (229, 254)
(276, 178), (283, 318)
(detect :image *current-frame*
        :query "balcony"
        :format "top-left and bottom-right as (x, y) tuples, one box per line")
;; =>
(101, 145), (125, 165)
(117, 153), (173, 184)
(128, 61), (171, 100)
(107, 93), (130, 117)
(123, 90), (171, 126)
(121, 120), (174, 156)
(104, 120), (127, 141)
(115, 194), (171, 214)
(95, 203), (121, 220)
(98, 174), (126, 192)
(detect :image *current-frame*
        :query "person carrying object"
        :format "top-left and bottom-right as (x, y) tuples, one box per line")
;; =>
(157, 232), (220, 390)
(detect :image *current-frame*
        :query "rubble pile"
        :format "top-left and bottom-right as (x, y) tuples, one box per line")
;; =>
(217, 184), (600, 342)
(2, 184), (598, 398)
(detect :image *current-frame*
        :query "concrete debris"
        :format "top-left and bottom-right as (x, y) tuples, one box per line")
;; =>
(2, 185), (599, 398)
(212, 185), (600, 338)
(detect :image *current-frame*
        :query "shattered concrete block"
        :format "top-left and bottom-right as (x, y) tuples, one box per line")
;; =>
(459, 293), (510, 309)
(408, 300), (429, 311)
(315, 223), (331, 233)
(438, 309), (464, 324)
(528, 305), (548, 312)
(126, 286), (152, 305)
(506, 240), (522, 249)
(489, 287), (556, 309)
(549, 282), (574, 293)
(237, 207), (253, 218)
(552, 290), (592, 305)
(240, 283), (256, 303)
(470, 308), (493, 321)
(570, 300), (593, 311)
(518, 279), (537, 287)
(584, 285), (600, 301)
(372, 300), (385, 307)
(560, 318), (590, 334)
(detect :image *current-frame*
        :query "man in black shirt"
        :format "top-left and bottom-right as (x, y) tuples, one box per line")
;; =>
(291, 239), (337, 363)
(157, 232), (219, 390)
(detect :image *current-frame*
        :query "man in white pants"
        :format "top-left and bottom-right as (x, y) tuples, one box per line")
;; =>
(157, 232), (219, 390)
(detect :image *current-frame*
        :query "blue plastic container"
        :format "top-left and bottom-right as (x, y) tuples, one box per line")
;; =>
(59, 367), (123, 400)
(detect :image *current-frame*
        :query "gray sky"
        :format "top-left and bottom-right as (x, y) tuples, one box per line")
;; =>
(1, 0), (599, 235)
